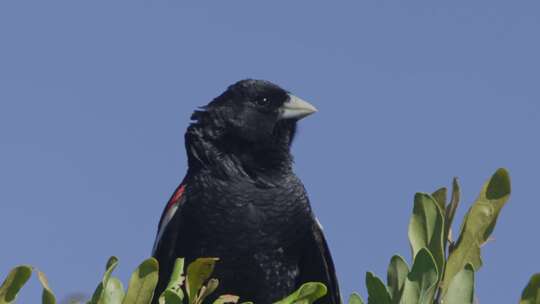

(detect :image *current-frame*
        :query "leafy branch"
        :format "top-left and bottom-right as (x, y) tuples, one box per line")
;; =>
(1, 169), (539, 304)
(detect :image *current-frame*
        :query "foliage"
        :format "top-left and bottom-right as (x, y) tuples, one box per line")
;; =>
(1, 168), (538, 304)
(0, 257), (325, 304)
(350, 168), (538, 304)
(0, 265), (31, 304)
(520, 273), (540, 304)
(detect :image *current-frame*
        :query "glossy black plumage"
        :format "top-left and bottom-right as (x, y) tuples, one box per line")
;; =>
(152, 80), (340, 304)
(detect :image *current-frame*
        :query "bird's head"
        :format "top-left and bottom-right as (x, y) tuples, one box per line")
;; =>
(187, 79), (317, 174)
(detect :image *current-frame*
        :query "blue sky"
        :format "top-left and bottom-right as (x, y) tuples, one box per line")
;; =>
(1, 1), (539, 303)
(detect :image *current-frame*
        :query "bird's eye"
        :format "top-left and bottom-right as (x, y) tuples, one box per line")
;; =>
(255, 97), (270, 106)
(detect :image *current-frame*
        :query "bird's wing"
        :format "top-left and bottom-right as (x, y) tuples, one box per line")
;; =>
(152, 181), (188, 299)
(152, 182), (186, 255)
(298, 218), (341, 304)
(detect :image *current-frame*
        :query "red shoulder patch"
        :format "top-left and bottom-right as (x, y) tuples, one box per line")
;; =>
(166, 184), (186, 211)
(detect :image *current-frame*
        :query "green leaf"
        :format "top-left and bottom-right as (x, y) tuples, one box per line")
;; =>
(122, 258), (159, 304)
(186, 258), (219, 304)
(408, 193), (445, 279)
(89, 284), (105, 304)
(441, 169), (511, 296)
(386, 255), (409, 303)
(366, 272), (391, 304)
(101, 257), (120, 304)
(274, 282), (327, 304)
(400, 249), (438, 304)
(212, 295), (239, 304)
(37, 271), (56, 304)
(106, 257), (119, 271)
(0, 265), (32, 304)
(197, 278), (219, 304)
(102, 277), (125, 304)
(159, 292), (181, 304)
(295, 282), (327, 303)
(431, 187), (447, 214)
(89, 256), (121, 304)
(348, 293), (365, 304)
(520, 273), (540, 304)
(441, 263), (474, 304)
(445, 178), (461, 250)
(484, 168), (512, 238)
(159, 258), (186, 304)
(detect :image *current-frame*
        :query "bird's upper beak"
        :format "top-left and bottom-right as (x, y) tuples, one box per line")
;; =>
(278, 94), (318, 120)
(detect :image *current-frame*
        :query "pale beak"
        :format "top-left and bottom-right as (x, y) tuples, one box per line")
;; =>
(278, 94), (318, 120)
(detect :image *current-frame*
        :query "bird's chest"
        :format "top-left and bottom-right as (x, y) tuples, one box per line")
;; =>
(181, 175), (312, 301)
(184, 175), (312, 252)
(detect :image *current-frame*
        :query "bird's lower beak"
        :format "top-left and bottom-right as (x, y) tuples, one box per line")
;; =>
(278, 94), (318, 120)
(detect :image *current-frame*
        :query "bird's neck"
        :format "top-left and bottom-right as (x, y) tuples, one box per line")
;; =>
(185, 124), (293, 180)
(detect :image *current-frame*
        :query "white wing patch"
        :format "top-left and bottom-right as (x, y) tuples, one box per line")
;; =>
(152, 202), (180, 254)
(316, 217), (324, 230)
(152, 185), (186, 254)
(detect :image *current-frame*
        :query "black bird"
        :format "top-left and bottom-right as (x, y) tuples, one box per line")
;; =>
(152, 79), (340, 304)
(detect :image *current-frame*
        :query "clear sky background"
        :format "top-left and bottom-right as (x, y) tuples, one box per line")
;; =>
(1, 1), (539, 303)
